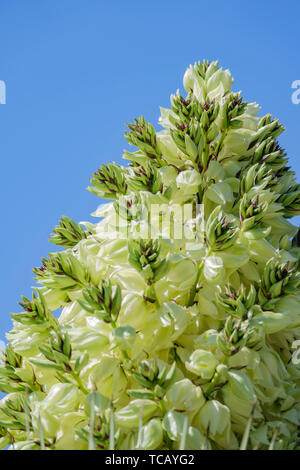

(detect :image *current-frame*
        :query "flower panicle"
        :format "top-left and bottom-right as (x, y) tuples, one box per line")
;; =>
(2, 58), (300, 451)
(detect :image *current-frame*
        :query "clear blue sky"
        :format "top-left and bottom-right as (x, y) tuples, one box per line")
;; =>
(0, 0), (300, 341)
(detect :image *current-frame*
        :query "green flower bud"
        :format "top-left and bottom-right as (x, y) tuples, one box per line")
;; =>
(49, 216), (88, 248)
(260, 258), (300, 308)
(239, 194), (268, 231)
(216, 283), (257, 319)
(11, 290), (58, 331)
(240, 163), (276, 195)
(217, 316), (260, 356)
(88, 162), (128, 199)
(0, 392), (33, 432)
(78, 280), (122, 324)
(252, 136), (287, 168)
(127, 163), (163, 194)
(277, 184), (300, 216)
(125, 117), (164, 165)
(128, 238), (170, 290)
(33, 252), (89, 290)
(133, 359), (176, 395)
(136, 358), (159, 385)
(0, 349), (42, 393)
(206, 207), (238, 251)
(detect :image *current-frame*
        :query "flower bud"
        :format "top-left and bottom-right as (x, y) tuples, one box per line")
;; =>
(185, 349), (218, 380)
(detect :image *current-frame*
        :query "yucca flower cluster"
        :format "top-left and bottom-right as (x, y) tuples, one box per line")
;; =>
(1, 60), (300, 450)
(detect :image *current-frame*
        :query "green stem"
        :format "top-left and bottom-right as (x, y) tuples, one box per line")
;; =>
(215, 130), (226, 156)
(159, 398), (166, 415)
(144, 283), (160, 307)
(204, 370), (220, 398)
(187, 261), (204, 306)
(70, 371), (89, 394)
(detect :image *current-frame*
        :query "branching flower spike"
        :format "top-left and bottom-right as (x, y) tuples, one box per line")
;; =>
(1, 59), (300, 450)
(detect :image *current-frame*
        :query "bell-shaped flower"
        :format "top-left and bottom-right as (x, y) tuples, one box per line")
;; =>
(185, 349), (218, 380)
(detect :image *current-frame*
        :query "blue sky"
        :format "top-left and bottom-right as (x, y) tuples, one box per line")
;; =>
(0, 0), (299, 340)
